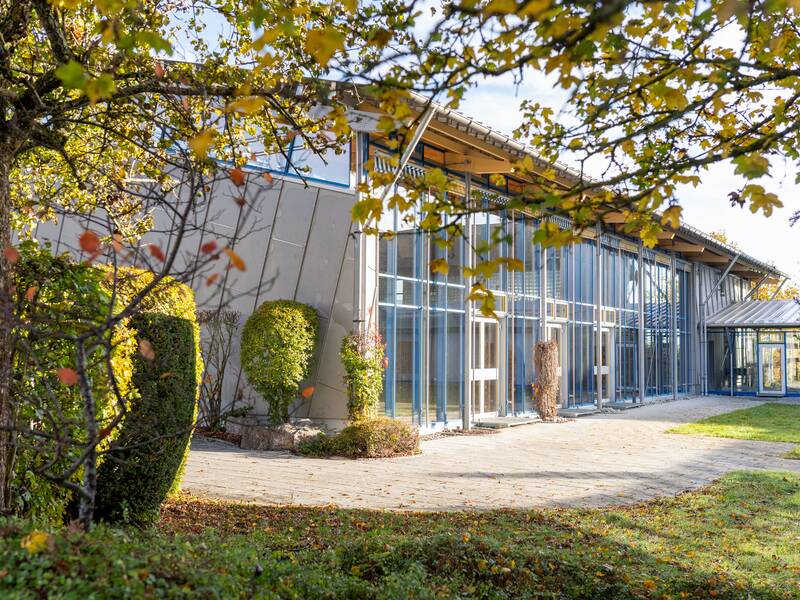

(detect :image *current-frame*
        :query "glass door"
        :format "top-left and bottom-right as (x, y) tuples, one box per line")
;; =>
(594, 327), (615, 404)
(758, 344), (785, 396)
(471, 318), (500, 416)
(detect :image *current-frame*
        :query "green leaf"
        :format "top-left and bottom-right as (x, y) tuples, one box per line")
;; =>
(733, 154), (770, 179)
(55, 61), (88, 90)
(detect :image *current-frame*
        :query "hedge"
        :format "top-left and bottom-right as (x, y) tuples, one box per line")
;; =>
(94, 271), (201, 525)
(241, 300), (318, 425)
(340, 330), (385, 422)
(11, 242), (137, 525)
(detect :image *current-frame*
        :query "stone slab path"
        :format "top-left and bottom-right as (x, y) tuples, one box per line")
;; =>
(183, 396), (800, 510)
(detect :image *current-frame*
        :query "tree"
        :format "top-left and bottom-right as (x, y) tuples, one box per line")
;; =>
(0, 0), (363, 524)
(341, 0), (800, 303)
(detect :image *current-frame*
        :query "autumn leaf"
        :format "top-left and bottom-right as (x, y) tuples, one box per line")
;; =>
(226, 96), (267, 115)
(153, 62), (165, 78)
(305, 27), (345, 66)
(223, 247), (246, 271)
(148, 244), (166, 262)
(79, 230), (101, 254)
(263, 171), (274, 184)
(229, 167), (246, 187)
(188, 129), (217, 159)
(430, 258), (449, 275)
(139, 339), (156, 360)
(206, 273), (220, 286)
(25, 286), (37, 302)
(57, 368), (78, 386)
(3, 246), (19, 264)
(20, 531), (54, 555)
(200, 240), (218, 254)
(301, 386), (315, 398)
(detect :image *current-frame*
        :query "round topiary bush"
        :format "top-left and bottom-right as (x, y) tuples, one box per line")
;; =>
(94, 271), (202, 525)
(340, 330), (385, 422)
(241, 300), (318, 426)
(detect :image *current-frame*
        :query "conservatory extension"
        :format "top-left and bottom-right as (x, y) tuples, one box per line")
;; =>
(706, 300), (800, 397)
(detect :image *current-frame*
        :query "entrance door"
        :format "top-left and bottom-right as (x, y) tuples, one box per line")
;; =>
(594, 328), (615, 404)
(546, 324), (567, 407)
(758, 343), (786, 396)
(471, 318), (500, 416)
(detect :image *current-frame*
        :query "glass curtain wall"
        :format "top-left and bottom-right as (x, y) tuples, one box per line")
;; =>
(643, 254), (674, 396)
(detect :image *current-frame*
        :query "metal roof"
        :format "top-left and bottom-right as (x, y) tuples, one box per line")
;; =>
(706, 300), (800, 328)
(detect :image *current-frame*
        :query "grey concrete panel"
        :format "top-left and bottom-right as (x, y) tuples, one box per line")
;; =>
(294, 188), (355, 317)
(305, 382), (349, 424)
(257, 239), (304, 302)
(270, 182), (318, 246)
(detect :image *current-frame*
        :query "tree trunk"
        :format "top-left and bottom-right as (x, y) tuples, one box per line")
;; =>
(0, 152), (15, 513)
(76, 341), (97, 530)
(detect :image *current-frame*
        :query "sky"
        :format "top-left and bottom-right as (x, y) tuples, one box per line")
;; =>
(455, 73), (800, 285)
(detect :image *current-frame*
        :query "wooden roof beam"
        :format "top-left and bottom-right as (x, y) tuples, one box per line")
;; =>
(659, 241), (705, 253)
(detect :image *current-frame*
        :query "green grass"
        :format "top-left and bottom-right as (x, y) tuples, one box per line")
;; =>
(1, 471), (799, 598)
(669, 402), (800, 458)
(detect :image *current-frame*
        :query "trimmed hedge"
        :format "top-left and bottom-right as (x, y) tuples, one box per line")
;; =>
(11, 243), (137, 525)
(241, 300), (318, 425)
(298, 418), (419, 459)
(94, 272), (202, 525)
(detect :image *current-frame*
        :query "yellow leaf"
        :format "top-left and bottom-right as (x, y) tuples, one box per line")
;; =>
(305, 28), (345, 67)
(430, 258), (449, 275)
(660, 205), (682, 229)
(188, 129), (217, 159)
(226, 96), (267, 115)
(21, 531), (53, 555)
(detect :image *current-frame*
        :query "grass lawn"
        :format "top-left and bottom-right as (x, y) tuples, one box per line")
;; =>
(669, 402), (800, 458)
(1, 471), (799, 599)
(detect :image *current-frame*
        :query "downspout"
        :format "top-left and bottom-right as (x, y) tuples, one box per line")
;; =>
(353, 132), (367, 333)
(462, 173), (473, 430)
(671, 254), (678, 401)
(699, 253), (739, 395)
(595, 226), (603, 409)
(637, 242), (646, 403)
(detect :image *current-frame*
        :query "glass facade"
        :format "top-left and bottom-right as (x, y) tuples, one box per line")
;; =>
(375, 192), (697, 427)
(708, 328), (800, 397)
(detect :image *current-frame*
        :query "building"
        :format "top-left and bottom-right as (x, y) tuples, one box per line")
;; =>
(28, 88), (796, 430)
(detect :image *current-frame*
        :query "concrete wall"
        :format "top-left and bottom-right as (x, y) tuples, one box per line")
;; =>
(29, 174), (357, 429)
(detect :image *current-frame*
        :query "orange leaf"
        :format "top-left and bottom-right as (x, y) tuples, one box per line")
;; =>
(112, 232), (123, 253)
(229, 167), (246, 187)
(301, 386), (315, 398)
(223, 247), (246, 271)
(79, 231), (101, 254)
(139, 339), (156, 360)
(25, 286), (37, 302)
(3, 246), (20, 264)
(153, 62), (165, 78)
(262, 171), (274, 184)
(206, 273), (220, 286)
(57, 368), (78, 386)
(234, 195), (246, 207)
(98, 426), (113, 439)
(139, 339), (155, 360)
(200, 240), (218, 254)
(148, 244), (166, 262)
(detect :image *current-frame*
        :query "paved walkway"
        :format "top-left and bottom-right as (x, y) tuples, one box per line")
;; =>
(183, 396), (800, 510)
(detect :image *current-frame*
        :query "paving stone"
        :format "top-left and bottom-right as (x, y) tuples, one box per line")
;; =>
(183, 396), (800, 510)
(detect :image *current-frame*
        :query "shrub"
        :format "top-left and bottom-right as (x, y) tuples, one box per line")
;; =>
(94, 272), (202, 525)
(11, 242), (137, 525)
(241, 300), (318, 426)
(298, 418), (419, 459)
(340, 330), (385, 422)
